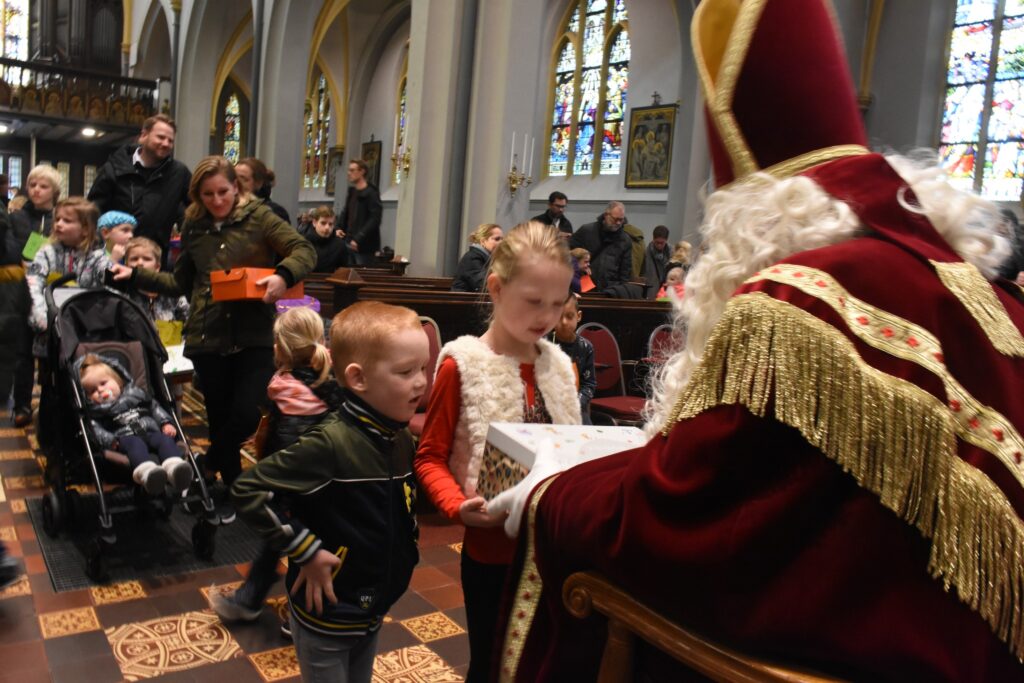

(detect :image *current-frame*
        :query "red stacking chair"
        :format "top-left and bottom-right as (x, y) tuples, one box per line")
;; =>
(579, 322), (646, 425)
(409, 316), (442, 437)
(646, 324), (674, 364)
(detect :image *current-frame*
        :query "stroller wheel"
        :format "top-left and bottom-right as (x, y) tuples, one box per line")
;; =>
(192, 520), (216, 560)
(85, 539), (105, 582)
(42, 491), (62, 538)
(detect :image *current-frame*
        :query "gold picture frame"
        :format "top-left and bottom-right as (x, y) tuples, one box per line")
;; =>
(624, 105), (677, 189)
(325, 145), (345, 196)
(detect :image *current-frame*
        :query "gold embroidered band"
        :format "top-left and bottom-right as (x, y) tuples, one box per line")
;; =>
(665, 291), (1024, 658)
(747, 264), (1024, 489)
(500, 476), (560, 683)
(930, 260), (1024, 357)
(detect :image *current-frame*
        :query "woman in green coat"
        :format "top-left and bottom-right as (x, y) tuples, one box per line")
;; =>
(113, 156), (315, 522)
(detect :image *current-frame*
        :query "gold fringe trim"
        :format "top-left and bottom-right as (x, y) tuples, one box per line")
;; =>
(747, 264), (1024, 490)
(666, 292), (1024, 659)
(932, 260), (1024, 358)
(500, 476), (560, 683)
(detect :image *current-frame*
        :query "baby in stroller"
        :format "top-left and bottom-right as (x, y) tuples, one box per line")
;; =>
(78, 353), (193, 496)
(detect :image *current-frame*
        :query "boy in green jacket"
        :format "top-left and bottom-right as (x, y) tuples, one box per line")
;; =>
(232, 301), (430, 682)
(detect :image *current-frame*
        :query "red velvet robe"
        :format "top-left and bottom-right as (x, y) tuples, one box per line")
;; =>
(500, 183), (1024, 681)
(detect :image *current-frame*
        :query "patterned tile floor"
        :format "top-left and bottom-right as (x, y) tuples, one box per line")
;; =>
(0, 411), (469, 682)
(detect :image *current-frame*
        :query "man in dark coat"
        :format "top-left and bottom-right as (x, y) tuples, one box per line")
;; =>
(88, 114), (191, 268)
(532, 191), (573, 237)
(568, 201), (633, 291)
(337, 159), (382, 266)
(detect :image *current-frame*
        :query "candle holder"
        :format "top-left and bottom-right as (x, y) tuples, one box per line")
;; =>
(390, 147), (412, 178)
(507, 156), (532, 198)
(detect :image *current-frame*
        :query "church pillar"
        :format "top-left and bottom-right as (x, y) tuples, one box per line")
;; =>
(392, 0), (477, 276)
(170, 0), (181, 118)
(459, 0), (547, 242)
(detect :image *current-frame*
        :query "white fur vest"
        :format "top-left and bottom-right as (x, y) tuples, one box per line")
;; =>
(438, 335), (581, 495)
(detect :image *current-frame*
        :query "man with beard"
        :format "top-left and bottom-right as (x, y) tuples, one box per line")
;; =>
(89, 115), (191, 268)
(569, 201), (633, 292)
(532, 191), (573, 237)
(489, 0), (1024, 680)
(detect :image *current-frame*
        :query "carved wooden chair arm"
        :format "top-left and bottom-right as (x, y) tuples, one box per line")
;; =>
(562, 571), (845, 683)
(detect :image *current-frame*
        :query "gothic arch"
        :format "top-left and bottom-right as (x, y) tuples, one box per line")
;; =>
(132, 0), (171, 80)
(208, 11), (253, 135)
(175, 0), (252, 165)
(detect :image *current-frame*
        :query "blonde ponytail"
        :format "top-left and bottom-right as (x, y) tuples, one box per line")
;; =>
(272, 307), (331, 387)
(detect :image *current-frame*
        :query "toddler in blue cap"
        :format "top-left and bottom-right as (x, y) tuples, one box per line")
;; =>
(98, 210), (137, 262)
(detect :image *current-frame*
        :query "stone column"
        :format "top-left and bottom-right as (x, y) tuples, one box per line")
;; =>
(459, 0), (547, 243)
(392, 0), (478, 276)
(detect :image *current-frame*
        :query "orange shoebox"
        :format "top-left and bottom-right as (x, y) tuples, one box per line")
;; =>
(210, 268), (304, 302)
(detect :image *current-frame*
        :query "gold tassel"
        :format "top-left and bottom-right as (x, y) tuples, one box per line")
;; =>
(667, 292), (1024, 659)
(932, 260), (1024, 357)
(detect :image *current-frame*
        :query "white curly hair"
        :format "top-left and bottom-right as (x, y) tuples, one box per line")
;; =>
(644, 151), (1011, 436)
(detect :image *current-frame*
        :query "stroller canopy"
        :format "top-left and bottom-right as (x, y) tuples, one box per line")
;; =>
(53, 288), (168, 368)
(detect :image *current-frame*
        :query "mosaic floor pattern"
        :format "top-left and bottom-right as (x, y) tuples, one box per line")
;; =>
(0, 393), (470, 681)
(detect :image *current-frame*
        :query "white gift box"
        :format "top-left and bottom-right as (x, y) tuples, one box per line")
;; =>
(477, 422), (646, 499)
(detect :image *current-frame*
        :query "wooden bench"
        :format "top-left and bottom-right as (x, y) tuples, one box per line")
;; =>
(302, 269), (673, 372)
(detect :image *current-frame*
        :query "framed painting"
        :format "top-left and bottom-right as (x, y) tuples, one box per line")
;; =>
(361, 140), (383, 188)
(325, 145), (345, 196)
(624, 105), (677, 188)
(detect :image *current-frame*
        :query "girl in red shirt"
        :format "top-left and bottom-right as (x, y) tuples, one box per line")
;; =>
(416, 221), (581, 682)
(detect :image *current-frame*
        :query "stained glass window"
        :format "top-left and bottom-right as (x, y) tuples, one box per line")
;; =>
(1, 0), (28, 86)
(1, 0), (28, 60)
(547, 0), (630, 177)
(303, 73), (331, 190)
(941, 0), (1024, 199)
(223, 94), (241, 164)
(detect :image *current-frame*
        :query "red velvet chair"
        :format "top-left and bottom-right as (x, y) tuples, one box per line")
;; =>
(579, 322), (646, 426)
(409, 316), (441, 437)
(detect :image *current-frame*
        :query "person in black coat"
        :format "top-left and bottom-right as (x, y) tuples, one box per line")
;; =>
(451, 223), (503, 292)
(337, 159), (383, 266)
(2, 164), (59, 426)
(568, 201), (633, 291)
(236, 157), (290, 225)
(87, 115), (191, 266)
(532, 191), (573, 237)
(302, 205), (348, 272)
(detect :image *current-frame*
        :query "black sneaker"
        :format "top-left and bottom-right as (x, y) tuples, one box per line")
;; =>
(210, 581), (263, 622)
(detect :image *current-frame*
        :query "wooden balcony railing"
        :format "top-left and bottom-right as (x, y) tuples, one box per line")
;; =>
(0, 57), (159, 128)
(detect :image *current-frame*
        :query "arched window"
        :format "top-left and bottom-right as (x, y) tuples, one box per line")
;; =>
(223, 94), (242, 164)
(940, 0), (1024, 200)
(548, 0), (630, 177)
(1, 0), (28, 60)
(303, 71), (332, 190)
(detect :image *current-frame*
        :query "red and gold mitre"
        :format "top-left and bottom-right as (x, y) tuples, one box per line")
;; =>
(693, 0), (869, 187)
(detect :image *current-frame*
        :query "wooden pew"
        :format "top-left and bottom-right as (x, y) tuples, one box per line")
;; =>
(343, 284), (671, 363)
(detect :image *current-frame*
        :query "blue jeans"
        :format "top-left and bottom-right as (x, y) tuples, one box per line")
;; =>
(290, 613), (379, 683)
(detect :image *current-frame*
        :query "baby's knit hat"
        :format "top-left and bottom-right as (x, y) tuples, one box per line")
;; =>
(98, 210), (137, 231)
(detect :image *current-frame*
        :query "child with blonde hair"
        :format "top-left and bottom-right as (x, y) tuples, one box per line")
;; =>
(212, 306), (342, 632)
(78, 354), (190, 495)
(123, 237), (189, 333)
(233, 301), (428, 681)
(416, 220), (581, 681)
(26, 198), (111, 359)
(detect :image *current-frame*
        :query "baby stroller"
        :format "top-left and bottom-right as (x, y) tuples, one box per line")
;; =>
(38, 274), (218, 580)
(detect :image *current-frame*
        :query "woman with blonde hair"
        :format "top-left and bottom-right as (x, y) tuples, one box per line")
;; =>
(112, 156), (315, 522)
(451, 223), (503, 292)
